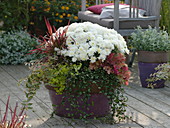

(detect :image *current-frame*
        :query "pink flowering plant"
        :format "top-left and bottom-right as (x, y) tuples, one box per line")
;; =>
(21, 20), (131, 122)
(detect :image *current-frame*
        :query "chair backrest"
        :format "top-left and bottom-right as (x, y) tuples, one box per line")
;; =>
(82, 0), (162, 17)
(114, 0), (162, 30)
(124, 0), (162, 16)
(138, 0), (162, 16)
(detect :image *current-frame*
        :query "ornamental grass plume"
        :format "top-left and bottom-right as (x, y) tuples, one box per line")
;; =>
(0, 96), (30, 128)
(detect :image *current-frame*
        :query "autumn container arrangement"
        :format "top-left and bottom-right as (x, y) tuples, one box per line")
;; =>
(20, 21), (130, 122)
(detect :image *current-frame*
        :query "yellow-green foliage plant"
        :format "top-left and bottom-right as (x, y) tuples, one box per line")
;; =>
(160, 0), (170, 34)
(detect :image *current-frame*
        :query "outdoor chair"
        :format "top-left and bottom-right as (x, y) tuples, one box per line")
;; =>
(78, 0), (162, 36)
(78, 0), (162, 66)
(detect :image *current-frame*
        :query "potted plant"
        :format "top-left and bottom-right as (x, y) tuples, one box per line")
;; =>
(130, 26), (170, 88)
(20, 21), (131, 122)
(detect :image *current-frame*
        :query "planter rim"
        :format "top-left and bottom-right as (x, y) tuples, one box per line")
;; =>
(45, 85), (56, 91)
(45, 85), (105, 95)
(137, 50), (169, 53)
(137, 51), (169, 63)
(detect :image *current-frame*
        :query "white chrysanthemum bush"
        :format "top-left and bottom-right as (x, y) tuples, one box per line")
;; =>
(21, 21), (131, 122)
(54, 22), (129, 63)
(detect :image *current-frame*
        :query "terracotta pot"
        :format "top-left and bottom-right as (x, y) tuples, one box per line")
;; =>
(45, 85), (110, 119)
(138, 51), (169, 63)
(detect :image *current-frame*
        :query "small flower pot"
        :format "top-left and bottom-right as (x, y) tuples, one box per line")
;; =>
(45, 85), (110, 119)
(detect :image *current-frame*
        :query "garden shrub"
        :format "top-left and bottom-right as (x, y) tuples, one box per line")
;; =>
(0, 0), (29, 31)
(29, 0), (81, 36)
(0, 30), (40, 64)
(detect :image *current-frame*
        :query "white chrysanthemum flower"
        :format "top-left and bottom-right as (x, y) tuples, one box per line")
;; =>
(97, 48), (102, 54)
(67, 51), (75, 57)
(79, 53), (89, 61)
(88, 47), (97, 56)
(98, 54), (106, 62)
(90, 56), (96, 63)
(89, 41), (97, 47)
(72, 57), (77, 62)
(54, 47), (60, 52)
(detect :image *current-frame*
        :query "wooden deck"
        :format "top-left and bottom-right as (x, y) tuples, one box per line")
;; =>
(0, 62), (170, 128)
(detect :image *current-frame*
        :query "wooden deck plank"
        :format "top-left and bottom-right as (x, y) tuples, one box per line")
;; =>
(125, 86), (170, 117)
(0, 84), (48, 128)
(1, 65), (55, 109)
(0, 64), (169, 128)
(154, 81), (170, 97)
(0, 65), (117, 128)
(0, 96), (7, 118)
(0, 66), (51, 128)
(0, 65), (132, 127)
(125, 106), (164, 128)
(126, 94), (168, 127)
(130, 83), (170, 106)
(0, 65), (103, 127)
(5, 65), (144, 128)
(127, 63), (170, 128)
(0, 65), (72, 126)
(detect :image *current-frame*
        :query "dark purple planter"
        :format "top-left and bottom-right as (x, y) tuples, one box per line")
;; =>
(47, 87), (110, 119)
(138, 62), (165, 88)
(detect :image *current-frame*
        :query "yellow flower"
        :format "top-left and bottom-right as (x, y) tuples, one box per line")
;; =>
(59, 20), (62, 23)
(30, 6), (36, 11)
(67, 14), (71, 17)
(45, 1), (50, 5)
(59, 15), (63, 18)
(29, 22), (34, 25)
(44, 7), (50, 12)
(62, 13), (66, 16)
(55, 13), (59, 16)
(61, 6), (65, 10)
(31, 1), (36, 4)
(65, 7), (69, 10)
(74, 16), (78, 20)
(55, 19), (59, 22)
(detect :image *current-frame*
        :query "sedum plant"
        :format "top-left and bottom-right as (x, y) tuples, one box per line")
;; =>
(130, 26), (170, 51)
(0, 30), (40, 65)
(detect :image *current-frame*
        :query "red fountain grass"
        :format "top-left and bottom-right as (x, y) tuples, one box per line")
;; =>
(0, 96), (30, 128)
